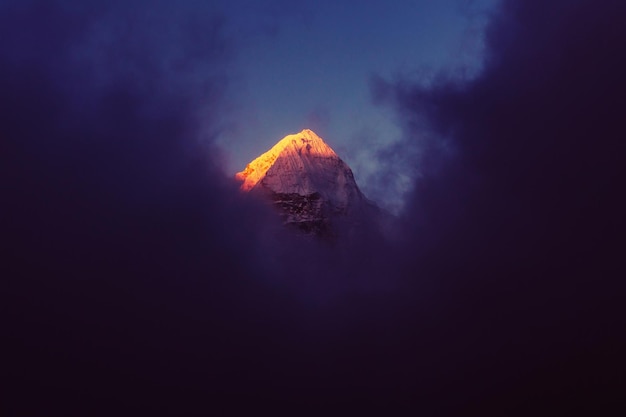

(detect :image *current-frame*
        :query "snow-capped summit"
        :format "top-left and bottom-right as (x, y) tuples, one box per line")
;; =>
(236, 129), (380, 237)
(236, 129), (364, 209)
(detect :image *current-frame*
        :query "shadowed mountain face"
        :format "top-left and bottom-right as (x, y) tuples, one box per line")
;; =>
(236, 129), (381, 237)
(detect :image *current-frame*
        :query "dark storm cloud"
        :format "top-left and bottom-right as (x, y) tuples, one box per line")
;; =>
(371, 0), (626, 413)
(1, 1), (302, 414)
(3, 0), (626, 415)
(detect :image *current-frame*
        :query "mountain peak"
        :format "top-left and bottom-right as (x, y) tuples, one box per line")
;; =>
(236, 129), (341, 193)
(235, 129), (384, 237)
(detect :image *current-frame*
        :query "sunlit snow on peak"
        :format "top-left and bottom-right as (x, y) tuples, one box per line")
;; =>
(236, 129), (340, 192)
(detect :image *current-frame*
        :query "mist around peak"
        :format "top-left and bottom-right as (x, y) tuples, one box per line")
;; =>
(3, 0), (626, 415)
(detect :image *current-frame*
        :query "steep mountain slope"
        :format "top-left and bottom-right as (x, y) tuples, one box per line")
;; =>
(236, 129), (380, 237)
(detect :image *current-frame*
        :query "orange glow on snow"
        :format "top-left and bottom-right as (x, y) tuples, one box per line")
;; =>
(235, 129), (337, 192)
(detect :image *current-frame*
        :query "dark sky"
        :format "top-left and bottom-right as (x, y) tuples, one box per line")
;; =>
(3, 0), (626, 415)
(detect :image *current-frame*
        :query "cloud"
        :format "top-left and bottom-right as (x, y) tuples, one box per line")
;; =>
(372, 0), (626, 412)
(1, 0), (293, 412)
(2, 0), (626, 415)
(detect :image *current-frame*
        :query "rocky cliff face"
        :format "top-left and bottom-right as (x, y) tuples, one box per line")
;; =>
(236, 129), (380, 237)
